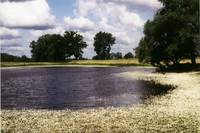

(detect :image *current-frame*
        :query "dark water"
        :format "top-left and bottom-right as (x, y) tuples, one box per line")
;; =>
(1, 67), (162, 110)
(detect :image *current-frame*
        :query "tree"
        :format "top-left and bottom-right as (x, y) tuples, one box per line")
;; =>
(30, 34), (66, 61)
(110, 52), (122, 59)
(47, 34), (66, 61)
(1, 53), (31, 62)
(1, 53), (21, 62)
(93, 32), (115, 59)
(21, 55), (28, 62)
(135, 38), (150, 63)
(64, 31), (87, 60)
(136, 0), (199, 66)
(124, 52), (134, 59)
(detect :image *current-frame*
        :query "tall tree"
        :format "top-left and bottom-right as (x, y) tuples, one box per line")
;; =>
(93, 32), (115, 59)
(124, 52), (134, 59)
(136, 0), (199, 66)
(110, 52), (122, 59)
(64, 31), (87, 60)
(30, 34), (66, 61)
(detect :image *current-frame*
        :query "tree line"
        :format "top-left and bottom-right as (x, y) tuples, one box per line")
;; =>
(1, 53), (30, 62)
(2, 0), (199, 67)
(29, 31), (134, 61)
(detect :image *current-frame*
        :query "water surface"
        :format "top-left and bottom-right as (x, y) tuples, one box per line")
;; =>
(1, 67), (158, 109)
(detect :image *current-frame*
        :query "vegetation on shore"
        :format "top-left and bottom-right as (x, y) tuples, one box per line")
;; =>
(2, 71), (200, 132)
(1, 58), (200, 68)
(0, 59), (151, 68)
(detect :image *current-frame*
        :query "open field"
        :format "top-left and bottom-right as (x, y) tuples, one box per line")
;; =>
(0, 59), (149, 67)
(0, 59), (149, 68)
(1, 70), (200, 132)
(1, 57), (200, 68)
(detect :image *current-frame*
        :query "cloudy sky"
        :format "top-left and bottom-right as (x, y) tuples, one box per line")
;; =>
(0, 0), (162, 58)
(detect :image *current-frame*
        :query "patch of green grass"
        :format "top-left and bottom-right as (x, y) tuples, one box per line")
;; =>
(1, 57), (200, 68)
(196, 72), (200, 75)
(0, 59), (150, 68)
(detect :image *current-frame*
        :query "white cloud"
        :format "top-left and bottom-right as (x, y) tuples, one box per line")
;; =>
(74, 0), (97, 16)
(0, 0), (55, 29)
(30, 25), (65, 39)
(64, 17), (95, 32)
(0, 36), (32, 56)
(0, 39), (21, 47)
(64, 0), (151, 58)
(1, 0), (33, 2)
(0, 27), (21, 40)
(1, 46), (30, 56)
(106, 0), (162, 9)
(0, 0), (161, 58)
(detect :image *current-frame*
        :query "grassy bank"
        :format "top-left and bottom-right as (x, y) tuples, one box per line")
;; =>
(1, 71), (200, 132)
(1, 57), (200, 68)
(0, 59), (149, 68)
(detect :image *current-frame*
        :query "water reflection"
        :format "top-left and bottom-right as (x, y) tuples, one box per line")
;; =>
(1, 67), (163, 110)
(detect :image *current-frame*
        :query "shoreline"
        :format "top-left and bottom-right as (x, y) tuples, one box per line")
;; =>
(1, 64), (153, 69)
(0, 59), (151, 68)
(2, 70), (200, 132)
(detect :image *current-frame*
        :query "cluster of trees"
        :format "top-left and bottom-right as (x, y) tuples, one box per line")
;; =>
(1, 53), (30, 62)
(30, 31), (87, 61)
(109, 52), (134, 59)
(5, 0), (197, 66)
(30, 31), (135, 61)
(135, 0), (200, 66)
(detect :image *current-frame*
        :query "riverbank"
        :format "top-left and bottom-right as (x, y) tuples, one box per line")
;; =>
(2, 71), (200, 132)
(1, 58), (200, 68)
(0, 59), (150, 68)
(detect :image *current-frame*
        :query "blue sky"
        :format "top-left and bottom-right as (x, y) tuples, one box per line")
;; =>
(48, 0), (75, 21)
(0, 0), (161, 58)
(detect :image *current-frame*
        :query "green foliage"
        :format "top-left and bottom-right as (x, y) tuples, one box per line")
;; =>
(93, 32), (115, 59)
(30, 31), (87, 61)
(30, 34), (66, 61)
(64, 31), (87, 60)
(136, 0), (199, 66)
(110, 52), (122, 59)
(124, 52), (134, 59)
(1, 53), (30, 62)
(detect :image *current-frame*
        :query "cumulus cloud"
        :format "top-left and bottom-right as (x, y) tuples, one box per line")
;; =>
(0, 27), (21, 40)
(1, 46), (30, 56)
(104, 0), (162, 9)
(0, 0), (161, 58)
(29, 25), (66, 41)
(0, 0), (55, 29)
(0, 39), (21, 47)
(64, 17), (95, 32)
(64, 0), (157, 58)
(0, 36), (31, 56)
(0, 0), (33, 2)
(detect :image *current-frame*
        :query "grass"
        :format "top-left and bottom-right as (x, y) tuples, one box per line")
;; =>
(1, 57), (200, 68)
(0, 59), (149, 68)
(180, 57), (200, 64)
(1, 70), (200, 132)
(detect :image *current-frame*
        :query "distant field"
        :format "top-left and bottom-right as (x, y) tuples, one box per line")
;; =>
(1, 57), (200, 68)
(0, 59), (150, 68)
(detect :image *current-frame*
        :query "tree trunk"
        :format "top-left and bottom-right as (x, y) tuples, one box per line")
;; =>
(191, 55), (196, 65)
(173, 58), (179, 66)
